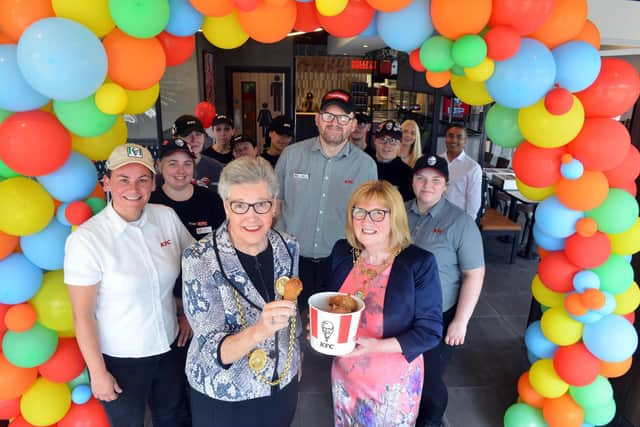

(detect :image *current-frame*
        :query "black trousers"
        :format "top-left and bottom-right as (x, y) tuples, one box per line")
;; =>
(298, 256), (329, 311)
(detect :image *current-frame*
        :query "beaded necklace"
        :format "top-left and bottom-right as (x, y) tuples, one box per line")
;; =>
(352, 248), (397, 299)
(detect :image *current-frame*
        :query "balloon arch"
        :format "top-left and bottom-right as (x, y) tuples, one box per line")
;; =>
(1, 0), (639, 426)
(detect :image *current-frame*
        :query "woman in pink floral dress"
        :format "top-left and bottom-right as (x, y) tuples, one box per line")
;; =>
(324, 180), (443, 426)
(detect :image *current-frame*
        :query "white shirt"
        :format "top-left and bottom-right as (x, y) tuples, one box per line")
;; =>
(440, 151), (482, 218)
(64, 203), (194, 358)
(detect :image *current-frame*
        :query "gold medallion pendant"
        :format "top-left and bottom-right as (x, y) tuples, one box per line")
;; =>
(248, 348), (267, 372)
(275, 276), (290, 297)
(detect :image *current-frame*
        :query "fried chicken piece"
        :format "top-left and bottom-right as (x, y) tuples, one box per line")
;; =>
(283, 277), (303, 301)
(328, 294), (358, 314)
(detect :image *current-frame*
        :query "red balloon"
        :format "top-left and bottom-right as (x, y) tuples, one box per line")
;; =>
(0, 396), (20, 419)
(194, 102), (216, 129)
(538, 251), (580, 293)
(237, 0), (297, 44)
(545, 87), (573, 115)
(567, 118), (630, 171)
(294, 1), (321, 32)
(484, 25), (520, 61)
(233, 0), (260, 11)
(576, 58), (640, 118)
(512, 142), (565, 187)
(316, 0), (375, 38)
(610, 180), (637, 197)
(564, 232), (611, 269)
(409, 49), (425, 72)
(623, 311), (635, 324)
(38, 338), (85, 383)
(604, 145), (640, 188)
(156, 32), (195, 67)
(488, 0), (555, 35)
(553, 342), (600, 386)
(0, 111), (71, 176)
(57, 399), (110, 427)
(8, 415), (54, 427)
(65, 201), (93, 226)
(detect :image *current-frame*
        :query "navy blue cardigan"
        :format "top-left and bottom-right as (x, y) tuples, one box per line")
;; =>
(324, 239), (443, 362)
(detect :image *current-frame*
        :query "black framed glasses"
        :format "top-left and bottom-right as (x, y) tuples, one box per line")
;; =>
(229, 200), (273, 215)
(377, 136), (400, 146)
(351, 207), (389, 222)
(320, 112), (352, 125)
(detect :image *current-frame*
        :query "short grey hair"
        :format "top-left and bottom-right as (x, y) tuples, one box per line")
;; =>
(218, 156), (279, 200)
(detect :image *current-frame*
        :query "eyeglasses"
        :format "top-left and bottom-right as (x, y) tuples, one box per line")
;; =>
(352, 207), (389, 222)
(228, 200), (273, 214)
(320, 112), (352, 125)
(377, 136), (400, 146)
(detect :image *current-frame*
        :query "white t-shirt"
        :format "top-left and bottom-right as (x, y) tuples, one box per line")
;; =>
(64, 203), (194, 358)
(440, 151), (482, 218)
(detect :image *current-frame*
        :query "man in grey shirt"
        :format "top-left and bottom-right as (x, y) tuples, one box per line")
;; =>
(405, 155), (485, 427)
(276, 89), (377, 308)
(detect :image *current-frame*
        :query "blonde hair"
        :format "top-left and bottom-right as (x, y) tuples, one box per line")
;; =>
(401, 120), (422, 167)
(345, 180), (412, 253)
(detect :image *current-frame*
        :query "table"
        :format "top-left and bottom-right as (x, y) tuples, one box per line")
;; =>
(503, 190), (539, 260)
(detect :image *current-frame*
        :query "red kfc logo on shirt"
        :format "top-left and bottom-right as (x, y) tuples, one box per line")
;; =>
(160, 240), (172, 248)
(344, 179), (354, 184)
(433, 228), (444, 234)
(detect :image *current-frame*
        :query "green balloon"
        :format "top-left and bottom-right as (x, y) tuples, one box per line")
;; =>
(586, 188), (639, 234)
(451, 65), (465, 76)
(591, 254), (634, 294)
(2, 322), (59, 368)
(54, 95), (117, 137)
(503, 403), (546, 427)
(485, 104), (523, 148)
(0, 159), (21, 179)
(109, 0), (170, 38)
(584, 399), (616, 426)
(0, 107), (11, 124)
(68, 367), (90, 389)
(569, 375), (613, 408)
(452, 35), (487, 68)
(86, 197), (107, 214)
(420, 36), (454, 73)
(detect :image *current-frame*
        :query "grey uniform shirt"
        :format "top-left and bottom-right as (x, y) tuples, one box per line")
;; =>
(406, 197), (484, 311)
(276, 137), (377, 258)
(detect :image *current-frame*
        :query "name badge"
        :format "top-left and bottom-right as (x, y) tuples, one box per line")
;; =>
(196, 226), (212, 235)
(293, 172), (309, 180)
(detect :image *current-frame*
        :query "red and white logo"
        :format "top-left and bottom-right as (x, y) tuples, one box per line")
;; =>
(160, 239), (172, 248)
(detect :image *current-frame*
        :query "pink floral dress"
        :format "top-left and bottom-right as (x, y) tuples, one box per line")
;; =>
(331, 263), (424, 427)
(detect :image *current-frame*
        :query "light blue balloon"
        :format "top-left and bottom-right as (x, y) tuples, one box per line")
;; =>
(56, 203), (72, 227)
(524, 321), (557, 359)
(573, 270), (600, 292)
(624, 255), (632, 263)
(71, 384), (92, 404)
(532, 223), (565, 251)
(560, 159), (584, 180)
(526, 350), (539, 365)
(552, 41), (601, 93)
(0, 45), (49, 112)
(20, 218), (71, 271)
(166, 0), (203, 37)
(0, 253), (43, 304)
(535, 195), (583, 238)
(359, 13), (378, 37)
(570, 310), (603, 324)
(377, 0), (433, 53)
(583, 314), (638, 362)
(596, 291), (616, 316)
(486, 38), (556, 109)
(37, 152), (98, 203)
(17, 18), (107, 102)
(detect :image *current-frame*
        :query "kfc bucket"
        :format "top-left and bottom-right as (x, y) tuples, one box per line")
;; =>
(308, 292), (365, 356)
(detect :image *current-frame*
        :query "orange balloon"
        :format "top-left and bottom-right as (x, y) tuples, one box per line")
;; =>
(0, 304), (9, 335)
(4, 303), (37, 332)
(237, 0), (297, 43)
(528, 0), (588, 49)
(426, 70), (451, 88)
(581, 288), (606, 310)
(0, 353), (38, 400)
(189, 0), (235, 16)
(365, 0), (411, 12)
(537, 247), (549, 259)
(431, 0), (491, 40)
(0, 32), (15, 44)
(89, 182), (106, 200)
(574, 19), (600, 50)
(600, 357), (632, 378)
(103, 29), (167, 91)
(0, 0), (54, 41)
(575, 218), (597, 237)
(555, 171), (609, 211)
(543, 393), (584, 427)
(564, 294), (588, 317)
(265, 0), (288, 6)
(517, 372), (545, 408)
(0, 231), (19, 261)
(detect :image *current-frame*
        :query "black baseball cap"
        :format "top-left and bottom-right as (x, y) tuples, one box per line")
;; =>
(320, 89), (355, 114)
(375, 120), (402, 140)
(212, 114), (234, 128)
(159, 138), (196, 159)
(231, 134), (256, 150)
(172, 115), (204, 137)
(354, 112), (371, 124)
(268, 115), (293, 136)
(413, 155), (449, 181)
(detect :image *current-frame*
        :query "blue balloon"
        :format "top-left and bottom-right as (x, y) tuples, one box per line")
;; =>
(71, 384), (92, 404)
(573, 270), (600, 292)
(20, 218), (71, 271)
(359, 13), (378, 37)
(17, 18), (107, 102)
(596, 291), (616, 316)
(0, 45), (49, 112)
(486, 38), (556, 109)
(583, 314), (638, 362)
(624, 255), (632, 263)
(166, 0), (203, 37)
(532, 223), (565, 251)
(527, 350), (539, 365)
(37, 152), (98, 203)
(56, 203), (72, 227)
(524, 321), (557, 359)
(570, 310), (604, 324)
(377, 0), (433, 53)
(552, 41), (601, 93)
(535, 195), (584, 238)
(0, 253), (43, 304)
(560, 159), (584, 180)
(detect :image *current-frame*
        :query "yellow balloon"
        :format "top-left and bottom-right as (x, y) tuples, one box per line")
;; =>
(316, 0), (348, 16)
(516, 178), (555, 201)
(613, 282), (640, 315)
(52, 0), (115, 37)
(450, 75), (493, 106)
(529, 359), (569, 398)
(531, 275), (565, 308)
(608, 218), (640, 255)
(464, 58), (495, 82)
(0, 178), (54, 236)
(30, 270), (74, 332)
(202, 13), (249, 50)
(72, 116), (128, 161)
(518, 97), (584, 148)
(20, 377), (71, 426)
(540, 306), (583, 346)
(123, 83), (160, 116)
(95, 82), (128, 115)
